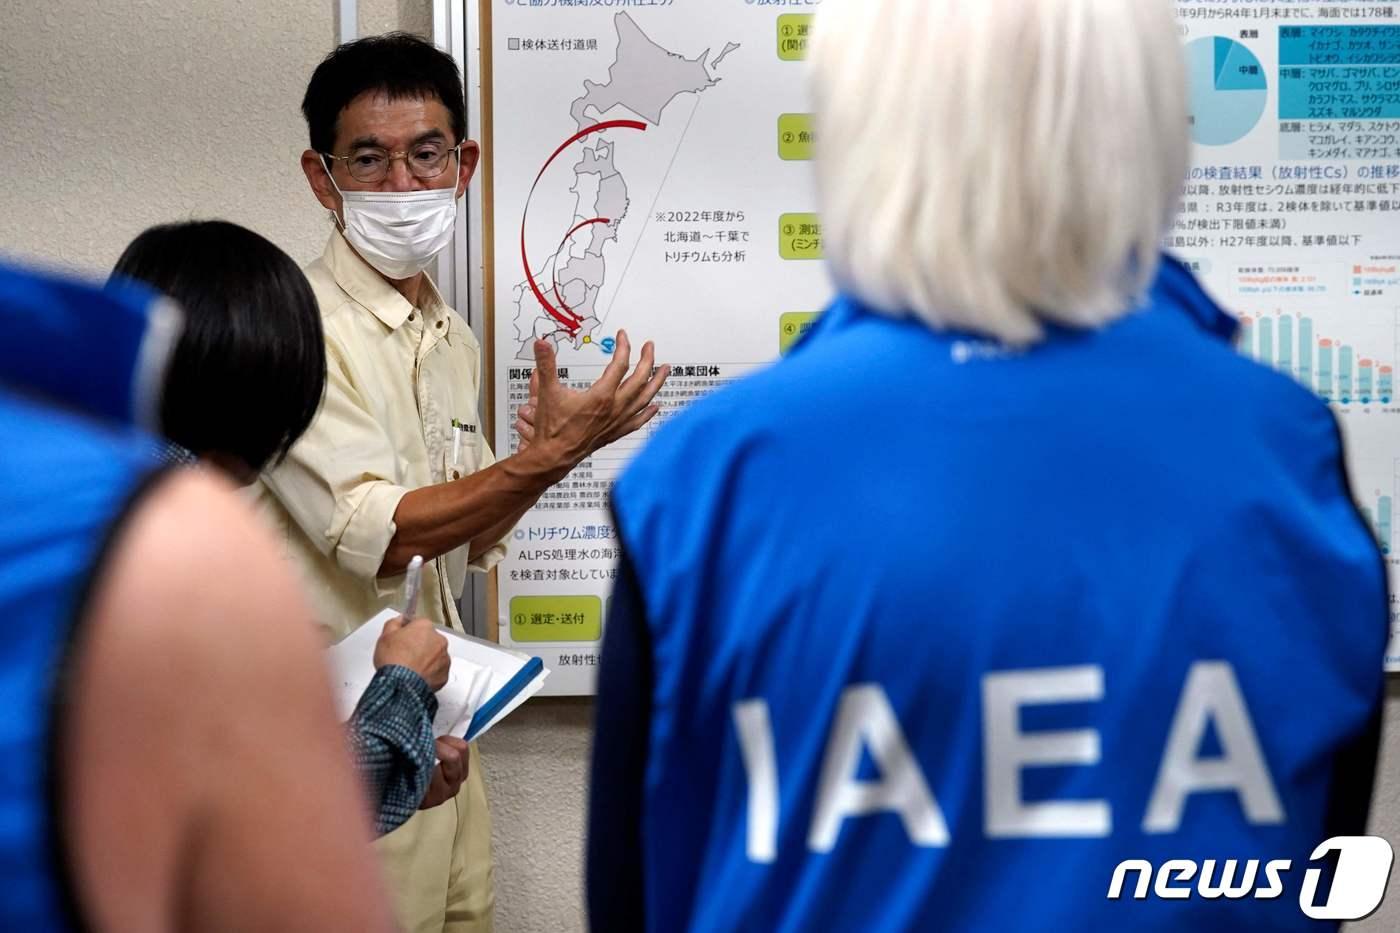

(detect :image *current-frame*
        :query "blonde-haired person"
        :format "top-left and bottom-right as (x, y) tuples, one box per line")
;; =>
(586, 1), (1387, 931)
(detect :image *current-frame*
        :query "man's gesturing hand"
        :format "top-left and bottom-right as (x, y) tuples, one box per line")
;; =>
(516, 330), (668, 473)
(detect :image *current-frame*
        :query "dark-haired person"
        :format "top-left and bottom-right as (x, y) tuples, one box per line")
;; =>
(0, 260), (396, 932)
(113, 219), (469, 837)
(256, 33), (671, 932)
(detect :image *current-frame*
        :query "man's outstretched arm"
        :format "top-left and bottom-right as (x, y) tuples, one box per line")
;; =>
(381, 331), (668, 574)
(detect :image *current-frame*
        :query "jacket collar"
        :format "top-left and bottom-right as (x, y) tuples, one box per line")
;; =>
(818, 255), (1240, 349)
(1151, 254), (1239, 343)
(322, 229), (452, 334)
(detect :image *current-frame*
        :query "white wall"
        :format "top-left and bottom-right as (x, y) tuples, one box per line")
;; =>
(479, 698), (592, 932)
(3, 3), (1399, 931)
(1360, 681), (1400, 929)
(0, 1), (332, 274)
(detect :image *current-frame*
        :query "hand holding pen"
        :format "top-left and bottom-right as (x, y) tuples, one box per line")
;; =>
(372, 556), (449, 690)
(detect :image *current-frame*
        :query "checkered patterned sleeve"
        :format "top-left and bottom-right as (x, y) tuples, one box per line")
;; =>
(346, 664), (439, 836)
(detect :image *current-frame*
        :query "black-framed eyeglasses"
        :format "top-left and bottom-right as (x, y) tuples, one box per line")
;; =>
(322, 142), (460, 184)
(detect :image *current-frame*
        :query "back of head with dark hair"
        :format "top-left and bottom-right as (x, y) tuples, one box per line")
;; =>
(112, 220), (326, 474)
(302, 32), (467, 155)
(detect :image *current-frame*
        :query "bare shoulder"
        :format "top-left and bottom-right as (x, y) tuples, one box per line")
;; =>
(95, 469), (320, 647)
(62, 470), (392, 932)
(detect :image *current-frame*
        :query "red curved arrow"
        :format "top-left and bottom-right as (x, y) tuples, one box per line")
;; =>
(521, 120), (647, 335)
(552, 217), (612, 324)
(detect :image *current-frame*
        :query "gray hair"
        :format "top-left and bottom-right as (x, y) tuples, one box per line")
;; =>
(812, 0), (1189, 344)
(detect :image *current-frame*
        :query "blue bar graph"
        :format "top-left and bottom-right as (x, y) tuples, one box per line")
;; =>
(1298, 317), (1314, 386)
(1340, 346), (1354, 403)
(1365, 492), (1395, 557)
(1318, 339), (1335, 402)
(1258, 317), (1274, 367)
(1236, 312), (1395, 408)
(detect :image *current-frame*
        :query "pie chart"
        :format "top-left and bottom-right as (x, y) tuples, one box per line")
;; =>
(1186, 37), (1268, 147)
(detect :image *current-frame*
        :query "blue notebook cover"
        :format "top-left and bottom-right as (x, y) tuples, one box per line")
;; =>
(465, 656), (546, 741)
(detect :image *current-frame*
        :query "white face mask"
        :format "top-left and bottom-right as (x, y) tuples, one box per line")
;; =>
(328, 164), (460, 280)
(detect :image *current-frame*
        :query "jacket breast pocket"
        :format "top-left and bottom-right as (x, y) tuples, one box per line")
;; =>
(444, 432), (481, 482)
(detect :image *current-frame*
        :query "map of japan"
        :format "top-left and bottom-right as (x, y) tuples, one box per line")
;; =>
(490, 0), (837, 693)
(511, 13), (740, 361)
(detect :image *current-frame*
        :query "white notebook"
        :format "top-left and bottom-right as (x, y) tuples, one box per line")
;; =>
(327, 609), (550, 741)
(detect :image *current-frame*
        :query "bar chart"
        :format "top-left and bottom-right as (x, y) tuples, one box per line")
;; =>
(1238, 310), (1398, 407)
(1360, 474), (1395, 557)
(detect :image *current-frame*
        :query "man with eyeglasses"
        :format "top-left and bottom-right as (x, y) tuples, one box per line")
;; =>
(258, 33), (669, 933)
